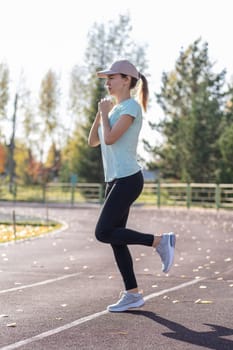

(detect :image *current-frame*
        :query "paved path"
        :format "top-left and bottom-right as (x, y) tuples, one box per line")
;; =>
(0, 204), (233, 349)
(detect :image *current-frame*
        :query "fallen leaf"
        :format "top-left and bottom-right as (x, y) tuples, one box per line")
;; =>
(194, 298), (201, 304)
(7, 323), (16, 327)
(195, 300), (213, 304)
(224, 257), (231, 262)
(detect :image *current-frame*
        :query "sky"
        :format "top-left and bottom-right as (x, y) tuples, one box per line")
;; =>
(1, 0), (233, 158)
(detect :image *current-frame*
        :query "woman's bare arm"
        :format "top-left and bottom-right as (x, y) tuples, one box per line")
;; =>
(101, 113), (133, 145)
(88, 112), (101, 147)
(99, 98), (134, 145)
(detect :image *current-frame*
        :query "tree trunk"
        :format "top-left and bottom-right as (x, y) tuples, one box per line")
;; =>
(9, 93), (18, 193)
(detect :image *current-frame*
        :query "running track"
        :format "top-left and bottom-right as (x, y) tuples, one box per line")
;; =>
(0, 203), (233, 349)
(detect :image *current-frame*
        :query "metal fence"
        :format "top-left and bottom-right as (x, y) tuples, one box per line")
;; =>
(0, 182), (233, 209)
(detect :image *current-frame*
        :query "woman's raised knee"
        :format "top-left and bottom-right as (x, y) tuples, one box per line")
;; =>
(95, 225), (110, 243)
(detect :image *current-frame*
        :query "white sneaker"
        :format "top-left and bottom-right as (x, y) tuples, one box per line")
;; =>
(107, 291), (145, 312)
(156, 232), (176, 273)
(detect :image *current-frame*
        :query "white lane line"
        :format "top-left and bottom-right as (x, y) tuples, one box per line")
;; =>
(0, 272), (81, 294)
(0, 277), (205, 350)
(144, 277), (205, 301)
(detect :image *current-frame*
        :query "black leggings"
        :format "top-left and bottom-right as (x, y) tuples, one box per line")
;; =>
(95, 171), (154, 290)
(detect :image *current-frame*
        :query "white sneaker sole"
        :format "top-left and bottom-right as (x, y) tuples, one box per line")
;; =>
(107, 298), (145, 312)
(163, 233), (176, 273)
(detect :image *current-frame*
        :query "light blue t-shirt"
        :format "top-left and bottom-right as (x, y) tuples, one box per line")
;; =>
(98, 98), (143, 182)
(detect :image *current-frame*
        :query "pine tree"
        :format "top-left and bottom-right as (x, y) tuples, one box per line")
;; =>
(218, 82), (233, 182)
(153, 38), (226, 182)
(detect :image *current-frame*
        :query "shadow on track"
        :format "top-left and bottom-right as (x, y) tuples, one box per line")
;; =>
(126, 310), (233, 350)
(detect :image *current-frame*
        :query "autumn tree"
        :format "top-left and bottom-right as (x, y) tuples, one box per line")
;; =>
(0, 63), (9, 176)
(0, 144), (7, 173)
(38, 70), (61, 181)
(0, 62), (10, 143)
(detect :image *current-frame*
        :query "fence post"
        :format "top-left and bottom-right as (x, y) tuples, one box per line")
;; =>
(42, 183), (46, 203)
(12, 209), (17, 240)
(70, 175), (77, 206)
(186, 183), (191, 208)
(157, 181), (161, 208)
(99, 184), (104, 204)
(71, 184), (75, 206)
(215, 184), (220, 209)
(13, 182), (17, 202)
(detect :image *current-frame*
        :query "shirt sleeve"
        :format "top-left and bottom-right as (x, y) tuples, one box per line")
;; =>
(121, 99), (140, 119)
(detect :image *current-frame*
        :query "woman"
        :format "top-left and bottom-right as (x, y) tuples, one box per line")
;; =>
(88, 59), (176, 312)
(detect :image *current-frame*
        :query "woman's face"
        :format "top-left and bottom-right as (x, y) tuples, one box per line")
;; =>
(105, 74), (129, 97)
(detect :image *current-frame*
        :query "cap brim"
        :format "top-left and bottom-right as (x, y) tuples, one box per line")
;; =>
(96, 70), (119, 78)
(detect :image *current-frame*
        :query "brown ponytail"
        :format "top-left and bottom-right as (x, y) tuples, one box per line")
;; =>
(137, 73), (149, 112)
(128, 74), (149, 112)
(121, 72), (149, 112)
